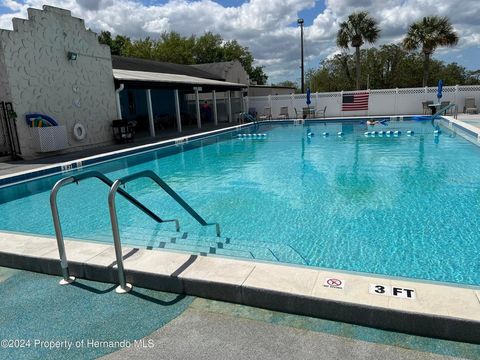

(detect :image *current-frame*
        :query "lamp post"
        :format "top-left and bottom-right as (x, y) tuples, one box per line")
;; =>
(297, 18), (304, 93)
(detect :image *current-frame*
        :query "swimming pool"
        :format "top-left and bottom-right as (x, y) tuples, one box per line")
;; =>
(1, 119), (479, 286)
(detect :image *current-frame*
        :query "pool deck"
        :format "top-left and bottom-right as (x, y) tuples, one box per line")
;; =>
(0, 122), (239, 178)
(0, 231), (478, 344)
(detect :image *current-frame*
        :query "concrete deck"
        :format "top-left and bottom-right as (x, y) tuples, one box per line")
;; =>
(104, 304), (462, 360)
(456, 114), (480, 130)
(0, 122), (238, 177)
(0, 231), (478, 344)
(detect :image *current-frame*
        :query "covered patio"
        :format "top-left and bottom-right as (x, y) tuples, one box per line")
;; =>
(113, 67), (247, 139)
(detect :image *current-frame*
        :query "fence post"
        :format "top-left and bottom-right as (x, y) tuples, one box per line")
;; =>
(290, 93), (295, 118)
(395, 88), (398, 116)
(340, 90), (343, 117)
(367, 89), (370, 116)
(454, 84), (459, 109)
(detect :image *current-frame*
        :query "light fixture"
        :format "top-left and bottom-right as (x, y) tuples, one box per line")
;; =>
(297, 18), (305, 93)
(67, 52), (78, 61)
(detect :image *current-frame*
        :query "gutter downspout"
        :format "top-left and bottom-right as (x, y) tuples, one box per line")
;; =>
(115, 83), (124, 120)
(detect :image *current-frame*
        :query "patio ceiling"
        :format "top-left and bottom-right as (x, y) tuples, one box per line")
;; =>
(113, 69), (246, 91)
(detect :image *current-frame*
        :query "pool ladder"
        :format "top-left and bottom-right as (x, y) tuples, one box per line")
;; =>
(50, 170), (220, 293)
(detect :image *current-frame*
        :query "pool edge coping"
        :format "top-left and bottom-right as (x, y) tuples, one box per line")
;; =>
(0, 232), (479, 344)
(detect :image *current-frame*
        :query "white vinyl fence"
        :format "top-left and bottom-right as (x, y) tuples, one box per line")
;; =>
(247, 85), (480, 118)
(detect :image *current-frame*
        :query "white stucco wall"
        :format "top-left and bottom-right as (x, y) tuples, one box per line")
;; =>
(0, 5), (117, 158)
(0, 42), (12, 102)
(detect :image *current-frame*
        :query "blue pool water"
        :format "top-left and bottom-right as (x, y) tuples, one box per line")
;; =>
(1, 120), (479, 285)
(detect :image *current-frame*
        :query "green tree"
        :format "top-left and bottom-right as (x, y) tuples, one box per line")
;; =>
(402, 16), (459, 87)
(111, 35), (131, 56)
(124, 37), (155, 59)
(98, 30), (267, 85)
(271, 80), (299, 92)
(222, 40), (267, 84)
(98, 31), (131, 56)
(337, 11), (380, 90)
(307, 45), (479, 92)
(193, 32), (224, 63)
(98, 31), (113, 48)
(249, 65), (268, 85)
(153, 32), (195, 64)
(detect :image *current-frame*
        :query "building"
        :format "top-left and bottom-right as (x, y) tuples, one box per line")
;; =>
(0, 5), (247, 159)
(248, 85), (296, 97)
(0, 6), (117, 159)
(192, 61), (250, 86)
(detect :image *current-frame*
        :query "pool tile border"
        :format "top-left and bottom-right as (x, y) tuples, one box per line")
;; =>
(0, 232), (478, 344)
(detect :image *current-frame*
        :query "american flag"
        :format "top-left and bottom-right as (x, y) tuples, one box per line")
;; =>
(342, 93), (369, 111)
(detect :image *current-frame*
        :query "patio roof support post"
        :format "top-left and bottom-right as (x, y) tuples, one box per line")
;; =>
(146, 89), (155, 137)
(174, 89), (182, 132)
(115, 83), (124, 119)
(241, 90), (246, 113)
(227, 90), (233, 123)
(195, 87), (201, 129)
(212, 90), (218, 126)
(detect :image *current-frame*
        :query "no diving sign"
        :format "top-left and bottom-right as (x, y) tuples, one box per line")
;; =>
(323, 278), (345, 289)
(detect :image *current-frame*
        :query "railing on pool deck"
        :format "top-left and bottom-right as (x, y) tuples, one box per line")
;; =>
(50, 170), (181, 288)
(50, 169), (220, 294)
(432, 103), (458, 119)
(107, 170), (221, 293)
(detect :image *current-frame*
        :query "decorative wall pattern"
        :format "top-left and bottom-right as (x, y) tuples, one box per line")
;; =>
(0, 5), (117, 158)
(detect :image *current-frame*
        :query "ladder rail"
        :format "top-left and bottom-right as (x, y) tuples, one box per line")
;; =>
(108, 171), (221, 293)
(432, 103), (457, 119)
(72, 171), (179, 229)
(49, 170), (180, 285)
(116, 170), (221, 237)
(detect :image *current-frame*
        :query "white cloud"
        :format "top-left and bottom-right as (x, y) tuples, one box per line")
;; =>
(1, 0), (479, 83)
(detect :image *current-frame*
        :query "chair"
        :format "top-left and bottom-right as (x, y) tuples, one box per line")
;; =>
(277, 106), (289, 119)
(422, 101), (433, 115)
(258, 107), (272, 120)
(464, 98), (478, 114)
(440, 101), (452, 115)
(112, 119), (135, 143)
(315, 106), (327, 118)
(302, 107), (312, 119)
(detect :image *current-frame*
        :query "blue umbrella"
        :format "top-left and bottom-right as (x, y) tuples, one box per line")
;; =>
(306, 88), (311, 106)
(437, 79), (443, 101)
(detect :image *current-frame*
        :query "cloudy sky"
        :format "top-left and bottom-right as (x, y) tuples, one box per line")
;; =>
(1, 0), (479, 83)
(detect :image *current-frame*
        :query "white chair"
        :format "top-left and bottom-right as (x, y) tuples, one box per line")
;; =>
(258, 107), (272, 120)
(464, 98), (478, 114)
(315, 106), (327, 118)
(277, 107), (289, 119)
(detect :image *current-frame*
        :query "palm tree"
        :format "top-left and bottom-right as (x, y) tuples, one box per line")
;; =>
(403, 16), (458, 87)
(337, 11), (380, 90)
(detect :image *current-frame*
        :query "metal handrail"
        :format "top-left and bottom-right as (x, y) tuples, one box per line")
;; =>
(432, 103), (457, 119)
(107, 170), (221, 293)
(116, 170), (221, 236)
(71, 171), (180, 230)
(50, 170), (180, 285)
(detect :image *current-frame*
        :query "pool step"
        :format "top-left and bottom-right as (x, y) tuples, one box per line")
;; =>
(94, 226), (307, 265)
(93, 231), (257, 260)
(121, 226), (304, 263)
